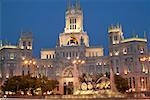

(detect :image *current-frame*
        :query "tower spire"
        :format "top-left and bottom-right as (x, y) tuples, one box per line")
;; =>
(144, 31), (147, 39)
(76, 0), (80, 9)
(67, 0), (71, 10)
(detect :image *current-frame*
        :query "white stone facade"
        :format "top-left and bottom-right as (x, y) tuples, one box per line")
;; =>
(37, 1), (150, 94)
(0, 0), (149, 95)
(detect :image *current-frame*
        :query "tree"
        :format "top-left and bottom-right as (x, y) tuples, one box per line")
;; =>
(1, 76), (21, 93)
(114, 75), (129, 93)
(39, 76), (58, 95)
(1, 75), (59, 95)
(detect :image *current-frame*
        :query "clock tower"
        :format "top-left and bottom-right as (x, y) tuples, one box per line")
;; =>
(59, 0), (89, 47)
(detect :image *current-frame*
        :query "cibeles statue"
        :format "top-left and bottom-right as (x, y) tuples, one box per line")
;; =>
(75, 73), (115, 95)
(79, 74), (111, 91)
(79, 74), (94, 91)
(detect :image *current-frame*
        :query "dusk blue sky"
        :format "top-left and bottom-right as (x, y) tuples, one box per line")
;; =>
(0, 0), (150, 57)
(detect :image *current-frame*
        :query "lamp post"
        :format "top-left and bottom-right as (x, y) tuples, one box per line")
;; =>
(72, 58), (85, 93)
(23, 58), (36, 77)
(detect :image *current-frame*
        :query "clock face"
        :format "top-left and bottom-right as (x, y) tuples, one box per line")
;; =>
(71, 10), (75, 14)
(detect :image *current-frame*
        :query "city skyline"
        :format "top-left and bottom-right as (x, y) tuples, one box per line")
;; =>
(1, 0), (150, 57)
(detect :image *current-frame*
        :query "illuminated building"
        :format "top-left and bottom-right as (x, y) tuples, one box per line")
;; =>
(108, 24), (150, 92)
(0, 0), (149, 95)
(0, 32), (33, 84)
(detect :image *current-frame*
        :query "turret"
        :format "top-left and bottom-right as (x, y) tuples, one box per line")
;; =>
(19, 32), (33, 50)
(59, 0), (89, 47)
(108, 24), (124, 45)
(65, 0), (83, 33)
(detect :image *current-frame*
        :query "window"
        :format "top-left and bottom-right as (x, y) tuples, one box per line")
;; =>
(133, 77), (135, 88)
(129, 77), (132, 88)
(140, 48), (144, 54)
(22, 70), (24, 76)
(46, 55), (49, 59)
(10, 53), (15, 59)
(70, 19), (72, 24)
(28, 42), (31, 46)
(28, 71), (30, 75)
(76, 52), (78, 57)
(97, 64), (102, 74)
(69, 52), (71, 57)
(128, 64), (132, 72)
(23, 41), (26, 46)
(66, 52), (68, 57)
(123, 48), (127, 54)
(72, 51), (75, 57)
(130, 57), (133, 62)
(146, 77), (148, 88)
(116, 67), (119, 73)
(114, 35), (118, 41)
(114, 49), (119, 55)
(70, 18), (76, 24)
(75, 18), (76, 23)
(63, 52), (65, 57)
(70, 18), (77, 30)
(67, 41), (69, 45)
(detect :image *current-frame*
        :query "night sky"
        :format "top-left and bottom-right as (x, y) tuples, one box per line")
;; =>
(0, 0), (150, 58)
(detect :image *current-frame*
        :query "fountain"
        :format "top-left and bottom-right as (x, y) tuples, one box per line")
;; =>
(74, 74), (124, 98)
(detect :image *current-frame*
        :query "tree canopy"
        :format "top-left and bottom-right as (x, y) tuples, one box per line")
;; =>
(114, 75), (129, 93)
(1, 75), (58, 95)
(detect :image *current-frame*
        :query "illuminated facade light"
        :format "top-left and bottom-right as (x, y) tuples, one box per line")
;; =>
(81, 60), (85, 64)
(116, 73), (119, 75)
(103, 62), (106, 65)
(67, 57), (70, 60)
(24, 60), (28, 64)
(145, 70), (148, 74)
(124, 69), (127, 75)
(115, 52), (119, 56)
(109, 52), (112, 56)
(141, 78), (144, 82)
(6, 74), (9, 78)
(72, 60), (77, 64)
(78, 60), (81, 63)
(29, 60), (32, 64)
(22, 57), (25, 60)
(33, 61), (36, 65)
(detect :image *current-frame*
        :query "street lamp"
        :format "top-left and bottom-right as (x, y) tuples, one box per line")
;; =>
(22, 58), (36, 77)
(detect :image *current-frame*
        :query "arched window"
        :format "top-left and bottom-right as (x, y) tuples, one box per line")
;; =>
(67, 37), (78, 46)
